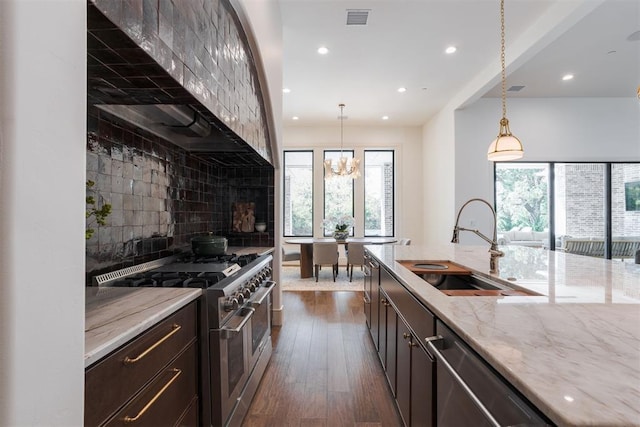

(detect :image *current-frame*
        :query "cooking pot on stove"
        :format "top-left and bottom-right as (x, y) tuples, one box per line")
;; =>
(191, 232), (228, 256)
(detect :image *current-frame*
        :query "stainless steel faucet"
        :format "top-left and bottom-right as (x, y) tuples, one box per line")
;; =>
(451, 198), (504, 273)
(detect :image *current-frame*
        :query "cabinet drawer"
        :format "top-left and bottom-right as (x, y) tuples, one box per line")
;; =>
(105, 342), (198, 427)
(176, 396), (199, 427)
(381, 267), (435, 344)
(85, 302), (197, 426)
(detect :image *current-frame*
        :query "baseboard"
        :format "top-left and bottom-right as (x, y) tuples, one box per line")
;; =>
(272, 304), (284, 325)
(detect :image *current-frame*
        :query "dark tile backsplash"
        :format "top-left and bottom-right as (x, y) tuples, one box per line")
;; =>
(86, 108), (274, 283)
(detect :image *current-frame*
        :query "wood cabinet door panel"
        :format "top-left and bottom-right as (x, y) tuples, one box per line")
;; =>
(396, 320), (411, 426)
(411, 344), (435, 427)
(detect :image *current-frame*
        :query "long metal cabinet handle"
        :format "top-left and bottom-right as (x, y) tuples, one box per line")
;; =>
(123, 368), (182, 423)
(425, 335), (501, 427)
(250, 280), (277, 307)
(123, 324), (181, 365)
(220, 307), (255, 333)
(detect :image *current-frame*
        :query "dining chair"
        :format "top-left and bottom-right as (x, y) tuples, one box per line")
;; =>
(312, 242), (339, 282)
(346, 242), (365, 282)
(281, 245), (301, 263)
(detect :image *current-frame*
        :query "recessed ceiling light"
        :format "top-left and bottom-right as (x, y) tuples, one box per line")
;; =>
(317, 46), (329, 55)
(445, 46), (457, 54)
(397, 87), (407, 93)
(283, 88), (291, 93)
(382, 116), (389, 120)
(562, 74), (574, 81)
(292, 116), (299, 120)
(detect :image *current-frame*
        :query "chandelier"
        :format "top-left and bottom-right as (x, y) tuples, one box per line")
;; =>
(324, 103), (361, 179)
(487, 0), (524, 162)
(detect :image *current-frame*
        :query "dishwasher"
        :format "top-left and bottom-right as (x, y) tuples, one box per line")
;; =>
(425, 320), (552, 427)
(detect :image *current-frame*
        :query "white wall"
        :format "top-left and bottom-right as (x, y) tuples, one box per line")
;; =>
(451, 97), (640, 245)
(422, 108), (457, 245)
(0, 0), (86, 424)
(283, 125), (424, 244)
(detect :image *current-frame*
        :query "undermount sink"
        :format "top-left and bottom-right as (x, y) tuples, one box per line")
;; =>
(398, 259), (539, 297)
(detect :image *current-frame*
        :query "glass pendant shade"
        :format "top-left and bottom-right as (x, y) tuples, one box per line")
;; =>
(487, 118), (523, 161)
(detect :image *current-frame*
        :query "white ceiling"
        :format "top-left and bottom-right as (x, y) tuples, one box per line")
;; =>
(280, 0), (640, 127)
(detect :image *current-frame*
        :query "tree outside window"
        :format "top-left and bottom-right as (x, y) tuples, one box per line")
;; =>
(495, 164), (549, 233)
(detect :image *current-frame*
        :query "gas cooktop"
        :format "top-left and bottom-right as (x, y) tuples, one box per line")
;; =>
(94, 252), (261, 289)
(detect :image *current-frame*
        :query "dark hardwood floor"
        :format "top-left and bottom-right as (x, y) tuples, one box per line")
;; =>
(243, 291), (403, 427)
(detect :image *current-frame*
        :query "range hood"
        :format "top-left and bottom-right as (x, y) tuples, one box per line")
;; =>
(95, 103), (269, 167)
(88, 3), (272, 168)
(97, 104), (231, 151)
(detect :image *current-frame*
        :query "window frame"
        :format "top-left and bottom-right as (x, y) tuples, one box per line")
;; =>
(283, 150), (314, 237)
(364, 149), (395, 237)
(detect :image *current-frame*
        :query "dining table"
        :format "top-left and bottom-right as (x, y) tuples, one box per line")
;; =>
(283, 237), (398, 278)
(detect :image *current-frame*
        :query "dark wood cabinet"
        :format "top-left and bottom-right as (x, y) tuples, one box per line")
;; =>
(397, 317), (436, 427)
(379, 286), (397, 396)
(377, 289), (387, 369)
(396, 319), (412, 425)
(85, 301), (199, 427)
(365, 253), (381, 351)
(366, 258), (436, 427)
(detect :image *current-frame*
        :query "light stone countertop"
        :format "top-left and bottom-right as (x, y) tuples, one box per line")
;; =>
(365, 243), (640, 427)
(85, 287), (201, 368)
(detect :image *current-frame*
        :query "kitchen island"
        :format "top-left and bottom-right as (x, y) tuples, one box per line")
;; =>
(365, 243), (640, 427)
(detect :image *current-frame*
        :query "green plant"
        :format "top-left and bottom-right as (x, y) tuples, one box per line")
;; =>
(86, 180), (111, 239)
(322, 216), (354, 232)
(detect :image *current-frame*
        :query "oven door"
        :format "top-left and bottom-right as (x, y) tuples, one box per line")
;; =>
(248, 279), (276, 367)
(210, 306), (254, 426)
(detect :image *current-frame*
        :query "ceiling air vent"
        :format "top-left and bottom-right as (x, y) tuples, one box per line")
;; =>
(508, 85), (525, 92)
(346, 9), (370, 25)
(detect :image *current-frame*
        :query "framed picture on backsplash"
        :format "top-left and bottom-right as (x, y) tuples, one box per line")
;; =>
(232, 202), (256, 232)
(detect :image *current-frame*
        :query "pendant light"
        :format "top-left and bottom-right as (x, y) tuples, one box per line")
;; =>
(324, 103), (361, 179)
(487, 0), (524, 162)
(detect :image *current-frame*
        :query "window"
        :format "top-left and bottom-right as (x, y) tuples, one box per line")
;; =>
(495, 161), (640, 261)
(364, 150), (394, 236)
(323, 150), (354, 236)
(554, 163), (605, 257)
(612, 163), (640, 255)
(283, 151), (313, 236)
(495, 163), (549, 248)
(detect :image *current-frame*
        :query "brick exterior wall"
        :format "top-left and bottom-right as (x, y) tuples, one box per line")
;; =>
(556, 163), (640, 238)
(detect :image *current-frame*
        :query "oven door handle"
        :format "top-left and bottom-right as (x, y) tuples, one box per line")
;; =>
(219, 307), (255, 334)
(250, 280), (277, 307)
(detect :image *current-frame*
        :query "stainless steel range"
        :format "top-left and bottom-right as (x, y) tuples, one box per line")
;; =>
(93, 251), (276, 427)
